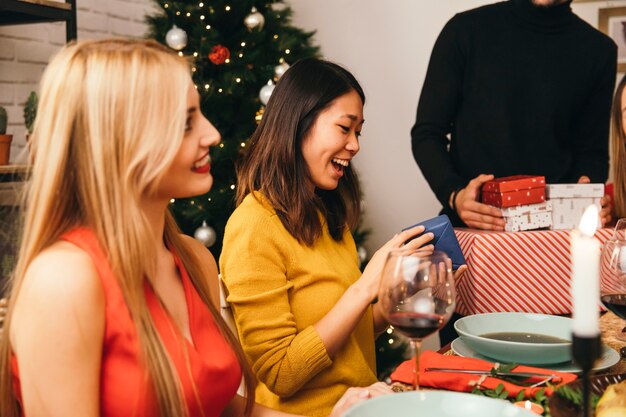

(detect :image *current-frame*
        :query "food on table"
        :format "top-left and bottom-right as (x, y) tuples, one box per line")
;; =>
(596, 379), (626, 417)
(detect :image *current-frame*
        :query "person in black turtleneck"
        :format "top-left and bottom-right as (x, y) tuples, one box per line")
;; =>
(411, 0), (617, 230)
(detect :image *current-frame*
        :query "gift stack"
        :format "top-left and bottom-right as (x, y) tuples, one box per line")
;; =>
(481, 175), (551, 232)
(547, 184), (603, 230)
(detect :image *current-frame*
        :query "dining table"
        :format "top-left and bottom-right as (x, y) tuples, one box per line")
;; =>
(390, 310), (626, 394)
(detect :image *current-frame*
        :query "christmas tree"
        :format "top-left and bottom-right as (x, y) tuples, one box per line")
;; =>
(146, 0), (408, 381)
(146, 0), (319, 258)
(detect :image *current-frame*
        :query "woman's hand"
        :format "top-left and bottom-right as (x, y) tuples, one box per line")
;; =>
(356, 225), (434, 303)
(328, 382), (393, 417)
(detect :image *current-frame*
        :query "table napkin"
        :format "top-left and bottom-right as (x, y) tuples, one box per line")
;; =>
(390, 351), (577, 397)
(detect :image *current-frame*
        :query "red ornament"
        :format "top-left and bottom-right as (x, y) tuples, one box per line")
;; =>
(208, 45), (230, 65)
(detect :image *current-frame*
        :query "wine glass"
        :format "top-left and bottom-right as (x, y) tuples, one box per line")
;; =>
(378, 249), (456, 390)
(613, 218), (626, 241)
(600, 237), (626, 341)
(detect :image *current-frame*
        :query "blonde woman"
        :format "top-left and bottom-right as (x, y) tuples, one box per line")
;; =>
(0, 39), (390, 417)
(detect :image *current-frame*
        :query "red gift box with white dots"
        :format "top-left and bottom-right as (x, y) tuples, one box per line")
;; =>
(481, 175), (546, 208)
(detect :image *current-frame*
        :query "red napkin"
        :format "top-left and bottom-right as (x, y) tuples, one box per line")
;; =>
(390, 351), (577, 397)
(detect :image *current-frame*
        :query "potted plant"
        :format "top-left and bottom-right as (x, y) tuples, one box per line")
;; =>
(0, 106), (12, 165)
(23, 91), (37, 142)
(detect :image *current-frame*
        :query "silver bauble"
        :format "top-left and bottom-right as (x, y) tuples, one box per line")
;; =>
(259, 80), (275, 105)
(244, 7), (265, 31)
(274, 61), (290, 80)
(357, 246), (368, 264)
(165, 25), (188, 51)
(194, 221), (217, 247)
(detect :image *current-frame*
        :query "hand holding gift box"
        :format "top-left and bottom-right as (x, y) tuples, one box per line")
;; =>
(481, 175), (551, 232)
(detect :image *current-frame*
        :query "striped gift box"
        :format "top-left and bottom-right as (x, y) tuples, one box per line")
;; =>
(453, 228), (613, 316)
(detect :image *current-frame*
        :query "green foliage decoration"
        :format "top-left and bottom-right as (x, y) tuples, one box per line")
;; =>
(23, 91), (37, 135)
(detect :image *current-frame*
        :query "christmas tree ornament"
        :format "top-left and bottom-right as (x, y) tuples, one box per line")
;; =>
(244, 7), (265, 31)
(165, 25), (188, 50)
(259, 80), (275, 105)
(194, 221), (217, 247)
(273, 60), (290, 80)
(357, 246), (368, 264)
(208, 44), (230, 65)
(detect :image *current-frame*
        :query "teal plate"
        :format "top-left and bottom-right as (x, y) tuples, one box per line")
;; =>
(454, 313), (572, 365)
(343, 391), (537, 417)
(451, 337), (619, 373)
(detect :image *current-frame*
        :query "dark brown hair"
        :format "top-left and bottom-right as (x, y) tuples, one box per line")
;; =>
(236, 58), (365, 245)
(612, 74), (626, 219)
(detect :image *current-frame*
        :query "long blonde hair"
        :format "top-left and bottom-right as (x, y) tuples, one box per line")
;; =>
(0, 39), (255, 417)
(612, 74), (626, 219)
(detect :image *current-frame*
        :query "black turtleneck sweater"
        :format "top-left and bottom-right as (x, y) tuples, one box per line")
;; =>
(411, 0), (616, 226)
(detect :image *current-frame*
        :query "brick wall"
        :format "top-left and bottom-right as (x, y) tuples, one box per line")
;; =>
(0, 0), (157, 162)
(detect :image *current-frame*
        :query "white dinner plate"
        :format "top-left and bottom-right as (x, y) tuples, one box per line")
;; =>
(343, 390), (537, 417)
(451, 337), (619, 373)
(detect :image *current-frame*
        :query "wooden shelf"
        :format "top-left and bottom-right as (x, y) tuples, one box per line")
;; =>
(0, 0), (76, 41)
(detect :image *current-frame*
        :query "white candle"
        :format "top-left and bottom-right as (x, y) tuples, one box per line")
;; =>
(570, 205), (601, 337)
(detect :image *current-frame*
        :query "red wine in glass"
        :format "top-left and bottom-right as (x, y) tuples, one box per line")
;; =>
(378, 249), (456, 390)
(601, 294), (626, 319)
(387, 312), (445, 339)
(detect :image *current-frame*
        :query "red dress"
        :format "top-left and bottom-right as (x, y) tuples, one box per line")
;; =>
(11, 228), (242, 417)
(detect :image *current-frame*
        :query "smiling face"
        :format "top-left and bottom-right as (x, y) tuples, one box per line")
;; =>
(301, 89), (364, 191)
(156, 83), (221, 200)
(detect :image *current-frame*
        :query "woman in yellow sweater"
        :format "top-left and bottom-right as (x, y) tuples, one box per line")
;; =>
(220, 59), (433, 417)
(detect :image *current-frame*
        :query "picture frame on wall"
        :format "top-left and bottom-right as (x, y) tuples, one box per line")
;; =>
(599, 7), (626, 73)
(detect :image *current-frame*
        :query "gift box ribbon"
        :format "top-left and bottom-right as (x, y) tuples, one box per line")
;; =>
(389, 351), (577, 397)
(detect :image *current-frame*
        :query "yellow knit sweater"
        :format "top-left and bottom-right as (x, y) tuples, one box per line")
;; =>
(220, 193), (377, 417)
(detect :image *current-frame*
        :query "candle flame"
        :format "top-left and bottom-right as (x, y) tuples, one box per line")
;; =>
(578, 204), (599, 237)
(525, 400), (532, 410)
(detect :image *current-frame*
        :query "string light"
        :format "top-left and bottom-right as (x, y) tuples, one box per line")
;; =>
(230, 184), (236, 190)
(206, 24), (211, 30)
(225, 5), (231, 11)
(193, 52), (198, 57)
(224, 58), (230, 64)
(200, 15), (205, 20)
(186, 12), (191, 17)
(388, 339), (394, 344)
(178, 51), (183, 56)
(386, 328), (393, 334)
(170, 198), (175, 203)
(218, 88), (223, 93)
(204, 84), (210, 90)
(176, 10), (180, 15)
(164, 3), (169, 8)
(194, 84), (198, 89)
(240, 42), (246, 47)
(219, 143), (225, 148)
(190, 200), (196, 205)
(199, 2), (204, 6)
(207, 197), (212, 201)
(285, 49), (291, 54)
(191, 67), (196, 72)
(238, 53), (243, 58)
(235, 77), (241, 83)
(240, 142), (246, 147)
(273, 34), (278, 39)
